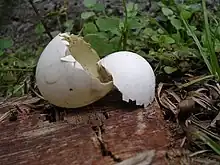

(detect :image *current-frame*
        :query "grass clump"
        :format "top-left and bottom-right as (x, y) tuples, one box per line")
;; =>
(180, 0), (220, 80)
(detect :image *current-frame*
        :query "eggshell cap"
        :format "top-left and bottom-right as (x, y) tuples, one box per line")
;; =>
(98, 51), (155, 107)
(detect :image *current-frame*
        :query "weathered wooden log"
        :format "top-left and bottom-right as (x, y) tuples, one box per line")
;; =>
(0, 91), (183, 165)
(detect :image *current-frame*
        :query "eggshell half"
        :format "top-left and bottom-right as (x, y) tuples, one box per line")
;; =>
(98, 51), (155, 108)
(36, 33), (113, 108)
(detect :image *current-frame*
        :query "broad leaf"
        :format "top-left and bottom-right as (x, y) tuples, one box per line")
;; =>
(127, 2), (138, 12)
(170, 17), (183, 30)
(164, 66), (178, 74)
(0, 38), (13, 50)
(83, 22), (98, 35)
(84, 33), (115, 57)
(180, 10), (192, 20)
(161, 35), (175, 44)
(81, 11), (95, 20)
(109, 36), (121, 50)
(128, 18), (143, 29)
(143, 28), (157, 36)
(96, 17), (120, 31)
(83, 0), (96, 8)
(93, 3), (105, 12)
(151, 35), (159, 42)
(162, 7), (173, 16)
(126, 2), (138, 17)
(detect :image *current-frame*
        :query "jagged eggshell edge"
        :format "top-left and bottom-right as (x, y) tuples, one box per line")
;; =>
(98, 51), (156, 108)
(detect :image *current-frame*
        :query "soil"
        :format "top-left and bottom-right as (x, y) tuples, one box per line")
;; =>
(0, 91), (189, 165)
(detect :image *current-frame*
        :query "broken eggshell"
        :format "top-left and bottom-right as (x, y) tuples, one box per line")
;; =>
(35, 33), (114, 108)
(98, 51), (156, 108)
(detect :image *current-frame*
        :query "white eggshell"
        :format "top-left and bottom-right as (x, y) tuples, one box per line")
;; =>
(98, 51), (155, 108)
(36, 33), (113, 108)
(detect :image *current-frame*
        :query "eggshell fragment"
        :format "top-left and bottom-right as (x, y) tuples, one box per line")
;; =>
(36, 33), (113, 108)
(98, 51), (156, 108)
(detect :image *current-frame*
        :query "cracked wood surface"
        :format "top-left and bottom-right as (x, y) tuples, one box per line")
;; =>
(0, 92), (181, 165)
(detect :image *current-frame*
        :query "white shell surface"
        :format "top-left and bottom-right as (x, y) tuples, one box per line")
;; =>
(36, 33), (113, 108)
(98, 51), (156, 107)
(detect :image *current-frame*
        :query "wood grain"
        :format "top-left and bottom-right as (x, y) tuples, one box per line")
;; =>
(0, 92), (181, 165)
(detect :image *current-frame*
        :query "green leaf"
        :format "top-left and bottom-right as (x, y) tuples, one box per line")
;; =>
(161, 35), (175, 44)
(126, 2), (138, 17)
(157, 2), (166, 8)
(96, 17), (120, 31)
(84, 33), (115, 57)
(0, 50), (4, 56)
(35, 23), (45, 35)
(162, 7), (173, 16)
(170, 17), (183, 30)
(195, 131), (220, 155)
(151, 35), (159, 42)
(110, 28), (121, 36)
(83, 0), (96, 8)
(143, 28), (157, 36)
(127, 2), (138, 12)
(81, 11), (95, 20)
(35, 46), (44, 56)
(0, 38), (13, 50)
(83, 22), (98, 35)
(180, 10), (192, 20)
(92, 3), (105, 12)
(64, 20), (74, 32)
(156, 15), (168, 22)
(188, 3), (201, 12)
(157, 28), (164, 34)
(164, 66), (178, 74)
(172, 33), (182, 43)
(127, 18), (143, 29)
(109, 36), (121, 50)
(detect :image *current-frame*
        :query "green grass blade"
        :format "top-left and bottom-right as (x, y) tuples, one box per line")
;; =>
(202, 0), (220, 79)
(177, 74), (214, 89)
(180, 14), (212, 74)
(195, 130), (220, 155)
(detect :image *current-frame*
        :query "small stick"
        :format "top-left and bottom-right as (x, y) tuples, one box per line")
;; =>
(28, 0), (53, 40)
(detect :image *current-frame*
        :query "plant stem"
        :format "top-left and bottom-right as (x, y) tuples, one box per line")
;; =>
(122, 0), (128, 50)
(28, 0), (53, 40)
